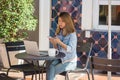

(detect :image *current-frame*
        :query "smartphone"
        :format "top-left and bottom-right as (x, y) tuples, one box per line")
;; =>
(48, 36), (52, 38)
(48, 36), (56, 38)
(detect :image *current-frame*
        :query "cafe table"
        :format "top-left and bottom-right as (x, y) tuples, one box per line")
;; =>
(15, 51), (65, 80)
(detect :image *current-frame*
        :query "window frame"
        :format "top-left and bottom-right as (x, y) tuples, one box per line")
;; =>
(82, 0), (120, 31)
(93, 0), (120, 30)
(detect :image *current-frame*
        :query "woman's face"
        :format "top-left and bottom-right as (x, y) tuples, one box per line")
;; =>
(58, 17), (65, 29)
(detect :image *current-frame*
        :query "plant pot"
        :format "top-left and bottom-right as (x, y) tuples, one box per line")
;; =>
(0, 41), (25, 68)
(0, 39), (3, 44)
(0, 44), (9, 68)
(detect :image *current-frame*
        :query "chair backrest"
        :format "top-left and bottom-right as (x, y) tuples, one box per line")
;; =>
(90, 56), (120, 72)
(77, 42), (93, 68)
(5, 41), (25, 67)
(0, 73), (16, 80)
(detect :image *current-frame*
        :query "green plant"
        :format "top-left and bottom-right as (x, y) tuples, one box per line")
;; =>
(0, 0), (37, 42)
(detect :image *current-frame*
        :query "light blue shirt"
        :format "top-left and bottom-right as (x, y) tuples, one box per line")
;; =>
(57, 31), (77, 63)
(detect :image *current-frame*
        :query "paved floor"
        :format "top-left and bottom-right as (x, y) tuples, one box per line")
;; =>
(0, 71), (87, 80)
(0, 71), (120, 80)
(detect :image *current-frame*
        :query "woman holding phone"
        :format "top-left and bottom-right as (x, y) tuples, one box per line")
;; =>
(47, 12), (77, 80)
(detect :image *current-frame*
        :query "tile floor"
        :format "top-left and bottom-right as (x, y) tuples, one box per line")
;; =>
(0, 71), (87, 80)
(0, 71), (120, 80)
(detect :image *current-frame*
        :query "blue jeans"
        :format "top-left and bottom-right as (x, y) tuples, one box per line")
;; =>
(46, 59), (77, 80)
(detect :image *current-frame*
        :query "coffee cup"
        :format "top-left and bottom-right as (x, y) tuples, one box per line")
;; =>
(48, 48), (59, 56)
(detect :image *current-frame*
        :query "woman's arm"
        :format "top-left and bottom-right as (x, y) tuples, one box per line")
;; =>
(54, 37), (67, 50)
(49, 37), (58, 49)
(54, 32), (77, 52)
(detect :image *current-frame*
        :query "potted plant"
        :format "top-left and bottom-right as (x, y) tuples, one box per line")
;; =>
(0, 0), (38, 68)
(0, 0), (37, 42)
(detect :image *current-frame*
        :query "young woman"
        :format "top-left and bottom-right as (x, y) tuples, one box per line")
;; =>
(47, 12), (77, 80)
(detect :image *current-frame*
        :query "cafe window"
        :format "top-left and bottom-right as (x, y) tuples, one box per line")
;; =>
(99, 5), (120, 25)
(82, 0), (120, 30)
(93, 0), (120, 30)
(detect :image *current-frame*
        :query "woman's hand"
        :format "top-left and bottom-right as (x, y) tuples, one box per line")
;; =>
(49, 37), (61, 45)
(49, 37), (55, 44)
(49, 37), (58, 49)
(54, 37), (67, 50)
(54, 37), (61, 44)
(49, 37), (67, 50)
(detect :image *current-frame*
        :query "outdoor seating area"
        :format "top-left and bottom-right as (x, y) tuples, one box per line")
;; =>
(0, 40), (120, 80)
(1, 0), (120, 80)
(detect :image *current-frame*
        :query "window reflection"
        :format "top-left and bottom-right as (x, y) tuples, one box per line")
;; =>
(99, 5), (120, 25)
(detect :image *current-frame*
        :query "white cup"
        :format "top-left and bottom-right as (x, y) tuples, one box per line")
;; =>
(48, 48), (59, 56)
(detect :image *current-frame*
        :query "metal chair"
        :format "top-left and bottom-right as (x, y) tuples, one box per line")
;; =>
(0, 73), (24, 80)
(60, 42), (93, 80)
(5, 41), (42, 80)
(90, 56), (120, 80)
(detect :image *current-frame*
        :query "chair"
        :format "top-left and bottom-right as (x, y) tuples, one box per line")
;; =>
(0, 73), (23, 80)
(5, 41), (41, 80)
(90, 56), (120, 80)
(59, 71), (69, 80)
(61, 42), (93, 80)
